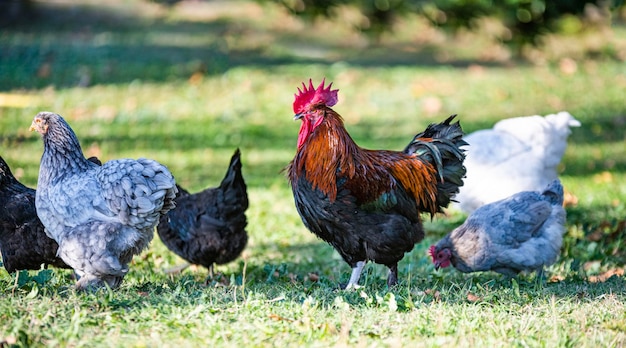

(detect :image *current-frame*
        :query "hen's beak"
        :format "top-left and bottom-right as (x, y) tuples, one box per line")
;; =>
(294, 113), (303, 120)
(29, 118), (47, 134)
(434, 263), (440, 271)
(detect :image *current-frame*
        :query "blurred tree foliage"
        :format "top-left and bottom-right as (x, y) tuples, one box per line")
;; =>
(0, 0), (36, 27)
(273, 0), (624, 45)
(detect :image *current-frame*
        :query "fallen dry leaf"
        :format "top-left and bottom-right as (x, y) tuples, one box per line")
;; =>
(269, 313), (293, 322)
(549, 275), (565, 283)
(586, 220), (626, 243)
(424, 288), (441, 301)
(588, 268), (625, 283)
(467, 293), (481, 302)
(307, 273), (319, 282)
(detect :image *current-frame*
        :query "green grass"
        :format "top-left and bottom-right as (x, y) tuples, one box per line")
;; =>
(1, 1), (626, 346)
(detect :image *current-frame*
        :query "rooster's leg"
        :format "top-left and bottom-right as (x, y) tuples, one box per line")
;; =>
(387, 264), (398, 287)
(345, 261), (366, 290)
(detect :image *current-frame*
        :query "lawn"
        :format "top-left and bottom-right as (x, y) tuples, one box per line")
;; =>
(1, 1), (626, 346)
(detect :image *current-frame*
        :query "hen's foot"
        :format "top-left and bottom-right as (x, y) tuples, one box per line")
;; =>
(387, 264), (398, 287)
(75, 274), (123, 292)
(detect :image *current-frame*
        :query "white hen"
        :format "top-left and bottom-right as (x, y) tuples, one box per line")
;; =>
(453, 111), (580, 213)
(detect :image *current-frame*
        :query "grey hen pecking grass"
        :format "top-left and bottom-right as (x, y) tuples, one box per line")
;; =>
(430, 179), (566, 278)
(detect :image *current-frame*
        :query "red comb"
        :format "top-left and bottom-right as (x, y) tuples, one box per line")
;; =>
(293, 78), (338, 114)
(428, 245), (436, 261)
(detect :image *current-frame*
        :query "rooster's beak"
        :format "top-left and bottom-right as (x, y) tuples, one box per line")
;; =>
(294, 113), (303, 120)
(434, 263), (440, 271)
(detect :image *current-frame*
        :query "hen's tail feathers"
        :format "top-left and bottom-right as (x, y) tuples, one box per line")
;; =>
(86, 156), (102, 166)
(0, 156), (24, 191)
(404, 115), (467, 212)
(174, 184), (191, 198)
(542, 179), (564, 206)
(219, 148), (249, 212)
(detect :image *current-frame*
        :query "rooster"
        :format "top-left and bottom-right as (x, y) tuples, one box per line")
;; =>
(287, 79), (467, 289)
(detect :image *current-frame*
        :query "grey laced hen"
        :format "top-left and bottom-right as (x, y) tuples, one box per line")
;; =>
(30, 112), (177, 291)
(430, 180), (566, 277)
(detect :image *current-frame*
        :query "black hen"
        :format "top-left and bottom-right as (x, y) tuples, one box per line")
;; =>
(157, 149), (248, 279)
(0, 155), (101, 273)
(0, 156), (70, 272)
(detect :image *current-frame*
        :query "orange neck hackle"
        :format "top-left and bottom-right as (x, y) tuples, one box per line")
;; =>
(290, 107), (439, 215)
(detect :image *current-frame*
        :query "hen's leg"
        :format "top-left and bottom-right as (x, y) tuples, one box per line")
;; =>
(535, 267), (547, 283)
(203, 264), (215, 286)
(344, 261), (366, 290)
(387, 264), (398, 287)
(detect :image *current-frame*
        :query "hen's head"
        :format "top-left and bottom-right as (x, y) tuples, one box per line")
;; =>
(29, 111), (68, 136)
(30, 112), (84, 157)
(429, 245), (451, 270)
(293, 79), (339, 149)
(30, 112), (51, 135)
